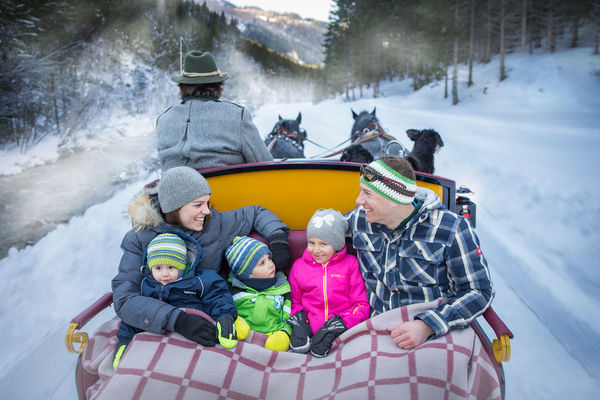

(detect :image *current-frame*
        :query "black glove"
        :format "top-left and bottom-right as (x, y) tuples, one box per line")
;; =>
(269, 232), (291, 271)
(286, 310), (312, 354)
(310, 315), (347, 358)
(173, 312), (218, 346)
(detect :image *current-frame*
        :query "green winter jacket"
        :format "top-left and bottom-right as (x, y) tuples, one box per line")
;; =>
(230, 272), (292, 335)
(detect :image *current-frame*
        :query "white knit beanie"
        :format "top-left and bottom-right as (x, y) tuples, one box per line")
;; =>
(306, 209), (348, 251)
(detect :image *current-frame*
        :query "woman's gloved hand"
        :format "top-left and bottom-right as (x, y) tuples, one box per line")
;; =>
(173, 312), (218, 346)
(269, 232), (291, 271)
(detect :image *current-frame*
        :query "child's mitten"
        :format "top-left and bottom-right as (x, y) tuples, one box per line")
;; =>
(309, 315), (347, 358)
(113, 344), (127, 371)
(286, 310), (312, 353)
(234, 316), (251, 340)
(216, 316), (238, 349)
(265, 330), (290, 352)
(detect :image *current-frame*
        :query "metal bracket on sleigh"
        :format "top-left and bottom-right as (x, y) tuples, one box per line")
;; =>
(65, 292), (114, 354)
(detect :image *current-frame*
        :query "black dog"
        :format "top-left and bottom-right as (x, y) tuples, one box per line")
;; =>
(404, 129), (444, 174)
(340, 143), (374, 164)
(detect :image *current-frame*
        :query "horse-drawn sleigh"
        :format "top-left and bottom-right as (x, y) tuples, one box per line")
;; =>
(66, 160), (511, 399)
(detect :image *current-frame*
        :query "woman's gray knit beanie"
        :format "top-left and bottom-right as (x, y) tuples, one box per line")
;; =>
(157, 166), (211, 213)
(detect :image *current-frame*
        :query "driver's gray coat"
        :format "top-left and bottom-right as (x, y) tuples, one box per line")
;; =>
(156, 96), (273, 171)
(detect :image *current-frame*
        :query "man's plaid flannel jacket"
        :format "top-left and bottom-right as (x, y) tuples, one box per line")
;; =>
(346, 187), (494, 338)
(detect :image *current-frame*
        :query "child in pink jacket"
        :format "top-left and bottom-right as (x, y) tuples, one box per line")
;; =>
(287, 209), (370, 357)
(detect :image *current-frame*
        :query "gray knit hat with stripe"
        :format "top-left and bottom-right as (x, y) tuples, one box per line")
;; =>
(158, 166), (211, 213)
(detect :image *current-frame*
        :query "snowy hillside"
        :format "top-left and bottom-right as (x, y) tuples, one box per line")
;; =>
(1, 47), (599, 399)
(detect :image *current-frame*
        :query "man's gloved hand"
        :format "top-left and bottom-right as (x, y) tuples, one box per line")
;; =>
(269, 232), (291, 271)
(173, 312), (218, 346)
(310, 315), (347, 358)
(286, 310), (312, 354)
(216, 316), (238, 349)
(265, 330), (290, 352)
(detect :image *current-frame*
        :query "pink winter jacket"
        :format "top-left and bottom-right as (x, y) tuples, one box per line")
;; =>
(289, 246), (370, 334)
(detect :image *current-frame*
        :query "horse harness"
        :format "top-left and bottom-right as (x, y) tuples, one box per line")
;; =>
(354, 119), (395, 144)
(265, 123), (306, 153)
(322, 118), (396, 158)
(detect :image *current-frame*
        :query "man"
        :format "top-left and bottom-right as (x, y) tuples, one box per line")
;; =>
(156, 51), (273, 172)
(346, 156), (494, 349)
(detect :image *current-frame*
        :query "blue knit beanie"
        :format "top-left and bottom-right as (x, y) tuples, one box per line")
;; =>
(147, 233), (188, 271)
(225, 236), (272, 279)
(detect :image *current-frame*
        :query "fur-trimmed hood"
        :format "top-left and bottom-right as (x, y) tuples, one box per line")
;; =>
(128, 186), (164, 232)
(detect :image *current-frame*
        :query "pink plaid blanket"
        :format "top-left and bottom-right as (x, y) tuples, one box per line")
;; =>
(83, 301), (501, 399)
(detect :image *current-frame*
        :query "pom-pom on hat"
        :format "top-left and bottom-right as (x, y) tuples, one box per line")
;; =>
(225, 236), (272, 279)
(306, 209), (348, 251)
(146, 233), (188, 271)
(158, 166), (211, 213)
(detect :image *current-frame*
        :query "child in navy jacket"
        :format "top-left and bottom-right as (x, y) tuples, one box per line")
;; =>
(113, 233), (237, 369)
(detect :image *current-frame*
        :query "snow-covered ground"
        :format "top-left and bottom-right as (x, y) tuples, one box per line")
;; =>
(1, 47), (599, 399)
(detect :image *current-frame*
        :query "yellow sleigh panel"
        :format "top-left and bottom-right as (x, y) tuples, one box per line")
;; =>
(202, 161), (448, 229)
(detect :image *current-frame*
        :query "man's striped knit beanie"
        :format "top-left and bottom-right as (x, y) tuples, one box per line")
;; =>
(225, 236), (272, 279)
(146, 233), (188, 271)
(360, 159), (417, 205)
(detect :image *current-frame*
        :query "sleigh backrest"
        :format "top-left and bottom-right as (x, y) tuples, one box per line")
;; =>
(200, 160), (454, 230)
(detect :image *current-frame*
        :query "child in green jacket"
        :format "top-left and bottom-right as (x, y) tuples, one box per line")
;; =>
(225, 236), (292, 351)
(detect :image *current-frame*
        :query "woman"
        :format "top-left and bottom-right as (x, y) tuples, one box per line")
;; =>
(156, 50), (273, 172)
(112, 166), (291, 346)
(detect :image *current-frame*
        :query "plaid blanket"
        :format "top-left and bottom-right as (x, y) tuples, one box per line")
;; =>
(83, 301), (501, 400)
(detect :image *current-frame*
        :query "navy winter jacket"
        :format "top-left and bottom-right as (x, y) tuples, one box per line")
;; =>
(116, 232), (236, 345)
(138, 233), (237, 321)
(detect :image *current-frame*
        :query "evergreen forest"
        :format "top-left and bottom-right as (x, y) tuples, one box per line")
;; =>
(322, 0), (600, 102)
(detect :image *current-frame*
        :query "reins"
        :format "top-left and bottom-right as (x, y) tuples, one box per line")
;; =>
(315, 119), (396, 158)
(266, 116), (398, 159)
